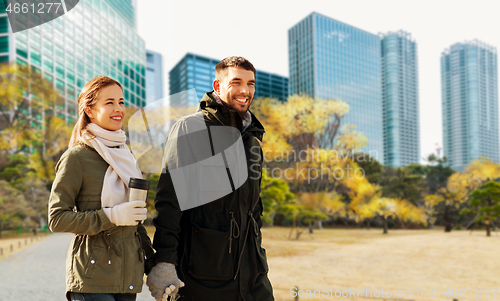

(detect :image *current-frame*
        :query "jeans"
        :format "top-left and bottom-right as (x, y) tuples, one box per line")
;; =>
(69, 292), (137, 301)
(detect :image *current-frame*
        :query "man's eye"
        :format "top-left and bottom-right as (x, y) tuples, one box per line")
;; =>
(119, 101), (124, 105)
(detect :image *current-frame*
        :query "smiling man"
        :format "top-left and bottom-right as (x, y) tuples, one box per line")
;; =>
(146, 57), (274, 301)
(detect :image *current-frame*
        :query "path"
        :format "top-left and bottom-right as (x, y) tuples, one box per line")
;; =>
(0, 233), (154, 301)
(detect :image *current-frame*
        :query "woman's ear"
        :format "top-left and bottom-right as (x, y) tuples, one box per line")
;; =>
(85, 107), (93, 119)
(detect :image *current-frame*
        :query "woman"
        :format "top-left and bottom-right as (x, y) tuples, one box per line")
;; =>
(48, 76), (154, 301)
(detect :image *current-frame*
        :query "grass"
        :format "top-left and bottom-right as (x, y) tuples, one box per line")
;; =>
(143, 225), (500, 300)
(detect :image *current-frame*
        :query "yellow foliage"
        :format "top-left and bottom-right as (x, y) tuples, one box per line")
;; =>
(252, 95), (353, 162)
(298, 191), (347, 216)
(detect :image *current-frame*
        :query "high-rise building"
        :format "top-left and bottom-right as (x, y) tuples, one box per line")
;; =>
(441, 40), (499, 171)
(146, 49), (164, 104)
(380, 30), (420, 167)
(169, 53), (288, 107)
(0, 0), (147, 124)
(289, 12), (384, 163)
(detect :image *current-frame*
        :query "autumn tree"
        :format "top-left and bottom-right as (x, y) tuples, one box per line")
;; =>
(343, 159), (427, 233)
(0, 180), (31, 237)
(460, 181), (500, 236)
(252, 95), (367, 194)
(0, 63), (71, 186)
(424, 157), (500, 231)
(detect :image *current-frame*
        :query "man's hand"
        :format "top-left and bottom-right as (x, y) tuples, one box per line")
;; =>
(147, 262), (185, 301)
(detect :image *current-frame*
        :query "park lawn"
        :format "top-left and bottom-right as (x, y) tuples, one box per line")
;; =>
(147, 226), (500, 301)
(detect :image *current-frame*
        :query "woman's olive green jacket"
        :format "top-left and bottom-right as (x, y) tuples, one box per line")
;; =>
(48, 145), (154, 299)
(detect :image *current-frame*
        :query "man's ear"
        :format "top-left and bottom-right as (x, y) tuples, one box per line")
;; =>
(213, 79), (220, 94)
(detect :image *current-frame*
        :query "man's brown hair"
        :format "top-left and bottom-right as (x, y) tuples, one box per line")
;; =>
(215, 56), (256, 79)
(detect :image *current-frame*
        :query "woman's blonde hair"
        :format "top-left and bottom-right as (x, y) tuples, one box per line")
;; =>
(68, 76), (123, 148)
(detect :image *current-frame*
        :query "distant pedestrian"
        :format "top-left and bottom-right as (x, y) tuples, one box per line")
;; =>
(48, 76), (154, 301)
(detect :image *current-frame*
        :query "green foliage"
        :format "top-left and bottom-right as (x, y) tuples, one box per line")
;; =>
(260, 168), (294, 226)
(380, 167), (424, 205)
(460, 181), (500, 222)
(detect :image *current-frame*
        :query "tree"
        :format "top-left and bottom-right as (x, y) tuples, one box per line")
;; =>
(0, 63), (71, 187)
(434, 157), (499, 232)
(0, 180), (31, 237)
(460, 181), (500, 236)
(260, 169), (294, 226)
(380, 166), (424, 206)
(423, 155), (455, 194)
(344, 160), (426, 233)
(251, 95), (367, 194)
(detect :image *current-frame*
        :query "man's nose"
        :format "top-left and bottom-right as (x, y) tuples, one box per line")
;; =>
(240, 84), (249, 94)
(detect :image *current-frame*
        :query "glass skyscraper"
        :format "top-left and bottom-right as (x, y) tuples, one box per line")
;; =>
(0, 0), (146, 124)
(146, 49), (164, 104)
(169, 53), (289, 106)
(380, 30), (420, 167)
(441, 40), (499, 171)
(289, 12), (383, 163)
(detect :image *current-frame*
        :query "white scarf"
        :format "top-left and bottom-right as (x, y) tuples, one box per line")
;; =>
(83, 123), (142, 208)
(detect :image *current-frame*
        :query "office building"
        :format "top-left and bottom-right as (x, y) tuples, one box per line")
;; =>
(169, 53), (288, 106)
(289, 12), (384, 162)
(380, 30), (420, 167)
(441, 40), (499, 171)
(0, 0), (147, 125)
(146, 49), (164, 103)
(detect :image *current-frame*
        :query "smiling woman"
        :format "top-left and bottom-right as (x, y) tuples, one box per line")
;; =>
(85, 84), (125, 132)
(48, 76), (154, 301)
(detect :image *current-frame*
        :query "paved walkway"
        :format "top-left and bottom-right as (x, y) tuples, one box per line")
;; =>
(0, 233), (153, 301)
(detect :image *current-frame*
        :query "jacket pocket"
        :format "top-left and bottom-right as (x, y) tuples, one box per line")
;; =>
(83, 245), (104, 277)
(188, 223), (234, 281)
(254, 231), (269, 274)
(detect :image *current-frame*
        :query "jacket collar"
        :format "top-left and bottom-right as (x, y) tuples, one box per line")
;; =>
(197, 91), (265, 138)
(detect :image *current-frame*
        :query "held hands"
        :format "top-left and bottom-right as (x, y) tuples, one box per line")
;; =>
(103, 200), (147, 226)
(147, 262), (185, 301)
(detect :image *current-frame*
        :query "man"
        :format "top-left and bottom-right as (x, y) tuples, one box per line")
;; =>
(147, 57), (274, 301)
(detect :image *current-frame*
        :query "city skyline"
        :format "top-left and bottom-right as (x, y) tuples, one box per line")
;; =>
(289, 12), (384, 163)
(137, 0), (500, 165)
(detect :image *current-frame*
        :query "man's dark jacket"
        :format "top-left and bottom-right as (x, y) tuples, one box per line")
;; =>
(153, 92), (274, 301)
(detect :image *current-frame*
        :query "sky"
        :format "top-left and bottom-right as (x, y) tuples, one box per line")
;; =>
(136, 0), (500, 164)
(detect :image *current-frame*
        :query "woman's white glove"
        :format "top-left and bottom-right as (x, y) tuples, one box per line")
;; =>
(103, 200), (147, 226)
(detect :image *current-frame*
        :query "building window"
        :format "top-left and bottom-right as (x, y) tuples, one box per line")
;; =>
(0, 36), (8, 53)
(56, 62), (65, 79)
(0, 17), (8, 33)
(30, 49), (42, 67)
(43, 57), (53, 72)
